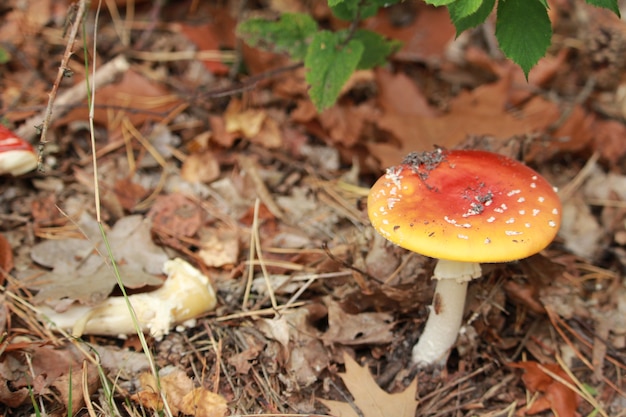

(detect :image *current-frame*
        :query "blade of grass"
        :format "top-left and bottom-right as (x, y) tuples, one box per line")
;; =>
(85, 1), (172, 416)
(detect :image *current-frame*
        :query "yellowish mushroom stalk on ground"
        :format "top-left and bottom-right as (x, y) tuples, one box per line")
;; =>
(39, 258), (217, 339)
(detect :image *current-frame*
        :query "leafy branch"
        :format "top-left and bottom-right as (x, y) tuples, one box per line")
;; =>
(237, 0), (620, 112)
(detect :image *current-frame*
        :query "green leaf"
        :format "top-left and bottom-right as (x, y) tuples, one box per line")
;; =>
(236, 13), (318, 60)
(351, 29), (402, 69)
(447, 0), (482, 18)
(495, 0), (551, 78)
(330, 0), (402, 21)
(448, 0), (496, 35)
(305, 31), (364, 111)
(586, 0), (620, 16)
(0, 46), (10, 64)
(331, 2), (379, 20)
(424, 0), (457, 6)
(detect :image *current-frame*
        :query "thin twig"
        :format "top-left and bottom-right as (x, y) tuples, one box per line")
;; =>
(35, 0), (88, 170)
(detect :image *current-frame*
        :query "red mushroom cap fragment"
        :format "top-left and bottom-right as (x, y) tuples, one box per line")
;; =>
(368, 149), (562, 263)
(0, 125), (37, 176)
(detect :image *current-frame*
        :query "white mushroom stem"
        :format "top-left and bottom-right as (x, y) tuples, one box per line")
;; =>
(411, 259), (481, 366)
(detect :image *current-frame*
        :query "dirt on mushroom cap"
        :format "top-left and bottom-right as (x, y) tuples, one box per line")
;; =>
(367, 149), (562, 263)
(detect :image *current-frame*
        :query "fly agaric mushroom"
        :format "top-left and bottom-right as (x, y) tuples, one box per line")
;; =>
(0, 125), (37, 176)
(367, 149), (561, 367)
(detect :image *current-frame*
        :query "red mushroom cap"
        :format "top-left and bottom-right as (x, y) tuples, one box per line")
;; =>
(368, 149), (562, 263)
(0, 125), (37, 176)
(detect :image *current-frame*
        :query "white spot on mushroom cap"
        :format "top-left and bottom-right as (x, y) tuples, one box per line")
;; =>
(505, 231), (523, 236)
(517, 197), (525, 203)
(457, 234), (469, 240)
(487, 216), (496, 223)
(505, 218), (515, 224)
(548, 221), (557, 227)
(530, 183), (537, 188)
(507, 189), (521, 196)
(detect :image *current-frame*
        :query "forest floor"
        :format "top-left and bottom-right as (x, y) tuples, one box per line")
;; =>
(1, 0), (626, 416)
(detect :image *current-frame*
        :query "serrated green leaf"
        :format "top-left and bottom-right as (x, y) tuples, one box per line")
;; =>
(448, 0), (496, 34)
(586, 0), (620, 16)
(331, 2), (380, 20)
(424, 0), (457, 6)
(495, 0), (551, 78)
(236, 13), (318, 60)
(350, 29), (402, 69)
(305, 31), (364, 111)
(447, 0), (482, 18)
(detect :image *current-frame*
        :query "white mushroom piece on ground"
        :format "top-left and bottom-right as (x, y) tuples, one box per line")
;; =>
(367, 149), (562, 367)
(39, 258), (217, 340)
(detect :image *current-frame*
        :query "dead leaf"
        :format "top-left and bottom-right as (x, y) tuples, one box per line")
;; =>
(181, 387), (229, 417)
(113, 178), (148, 211)
(362, 2), (455, 63)
(318, 353), (418, 417)
(318, 103), (379, 147)
(181, 151), (221, 184)
(178, 21), (233, 75)
(323, 298), (395, 345)
(28, 214), (167, 306)
(132, 366), (227, 417)
(0, 233), (13, 285)
(224, 98), (284, 148)
(57, 69), (182, 131)
(509, 361), (580, 417)
(0, 343), (100, 411)
(149, 192), (203, 251)
(369, 69), (571, 167)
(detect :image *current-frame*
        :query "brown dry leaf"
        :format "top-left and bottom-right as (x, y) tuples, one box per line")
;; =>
(510, 361), (580, 417)
(113, 177), (149, 211)
(132, 367), (227, 417)
(58, 69), (182, 130)
(362, 2), (455, 63)
(0, 233), (13, 285)
(369, 69), (567, 167)
(0, 344), (99, 411)
(224, 98), (283, 148)
(592, 118), (626, 166)
(181, 387), (229, 417)
(177, 19), (234, 75)
(208, 115), (237, 147)
(149, 192), (203, 251)
(318, 103), (379, 147)
(28, 214), (167, 305)
(198, 225), (240, 268)
(323, 298), (395, 345)
(181, 151), (221, 184)
(256, 305), (331, 387)
(318, 353), (418, 417)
